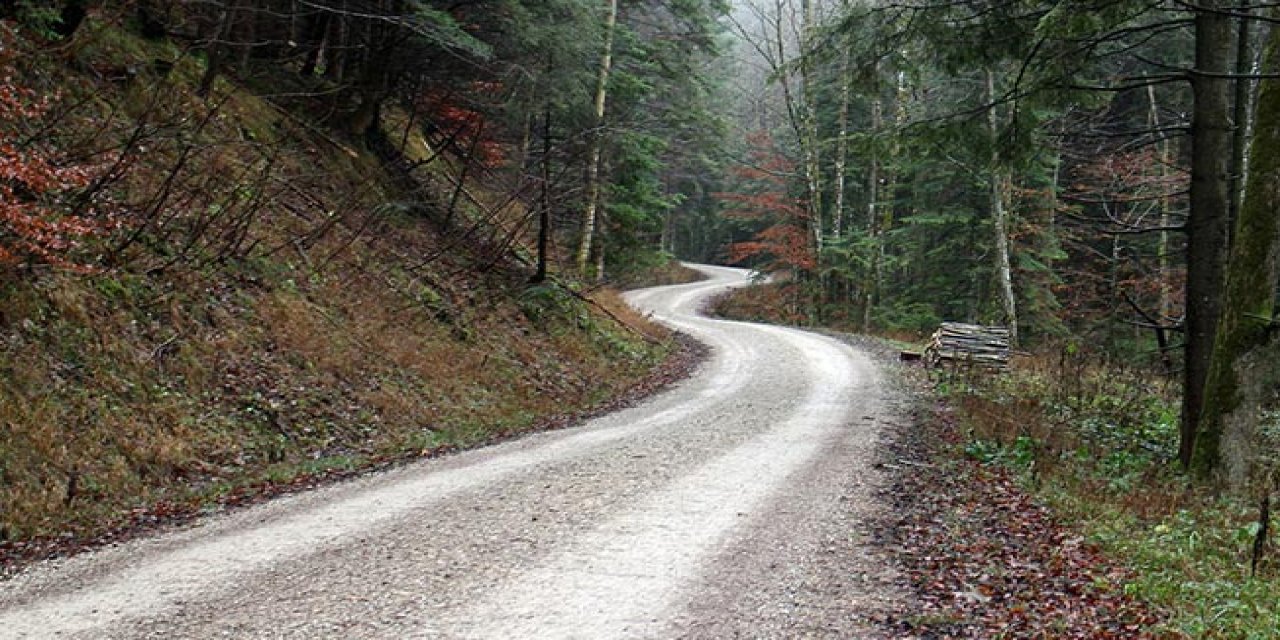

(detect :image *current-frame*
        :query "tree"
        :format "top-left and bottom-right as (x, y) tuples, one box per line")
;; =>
(727, 0), (825, 269)
(582, 0), (728, 279)
(720, 131), (816, 274)
(1180, 0), (1235, 470)
(798, 0), (1244, 472)
(1194, 18), (1280, 483)
(986, 67), (1020, 345)
(575, 0), (620, 278)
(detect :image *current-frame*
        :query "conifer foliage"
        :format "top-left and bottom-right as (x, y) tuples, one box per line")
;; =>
(709, 0), (1278, 478)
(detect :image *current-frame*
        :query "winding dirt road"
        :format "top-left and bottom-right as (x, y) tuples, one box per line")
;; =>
(0, 264), (908, 639)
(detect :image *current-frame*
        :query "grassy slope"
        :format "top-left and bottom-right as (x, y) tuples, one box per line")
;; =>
(0, 16), (678, 563)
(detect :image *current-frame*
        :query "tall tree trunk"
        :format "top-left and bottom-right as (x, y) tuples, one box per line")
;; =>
(986, 69), (1019, 346)
(661, 207), (673, 255)
(832, 47), (851, 241)
(518, 112), (535, 176)
(881, 73), (907, 304)
(1181, 3), (1235, 471)
(533, 106), (553, 284)
(991, 169), (1018, 344)
(862, 71), (907, 331)
(1148, 82), (1176, 324)
(829, 47), (852, 309)
(575, 0), (619, 276)
(595, 241), (606, 284)
(349, 58), (387, 140)
(799, 0), (823, 259)
(1194, 17), (1280, 481)
(325, 9), (349, 82)
(1146, 81), (1178, 373)
(862, 83), (882, 331)
(1229, 1), (1256, 245)
(299, 11), (331, 77)
(236, 2), (256, 71)
(198, 0), (241, 96)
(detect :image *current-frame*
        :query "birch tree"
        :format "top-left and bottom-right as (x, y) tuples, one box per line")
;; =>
(575, 0), (620, 278)
(986, 68), (1019, 345)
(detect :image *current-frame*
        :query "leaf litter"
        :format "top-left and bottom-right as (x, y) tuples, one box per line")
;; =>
(873, 396), (1175, 638)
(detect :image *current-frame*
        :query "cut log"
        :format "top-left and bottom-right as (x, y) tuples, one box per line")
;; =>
(923, 322), (1010, 370)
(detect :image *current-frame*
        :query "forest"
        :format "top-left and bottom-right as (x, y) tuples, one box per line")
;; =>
(708, 2), (1280, 632)
(2, 0), (1280, 634)
(708, 0), (1280, 491)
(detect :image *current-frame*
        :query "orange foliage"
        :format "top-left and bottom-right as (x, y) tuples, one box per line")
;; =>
(1056, 147), (1188, 326)
(0, 74), (120, 271)
(717, 131), (815, 272)
(418, 84), (505, 168)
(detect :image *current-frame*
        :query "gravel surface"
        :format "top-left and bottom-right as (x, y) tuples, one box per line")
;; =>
(0, 264), (911, 639)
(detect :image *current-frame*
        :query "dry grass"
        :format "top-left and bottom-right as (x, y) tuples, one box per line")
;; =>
(708, 279), (810, 326)
(588, 288), (672, 343)
(0, 16), (674, 554)
(3, 217), (672, 548)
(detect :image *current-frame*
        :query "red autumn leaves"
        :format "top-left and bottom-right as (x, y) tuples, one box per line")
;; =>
(719, 131), (817, 272)
(0, 73), (119, 271)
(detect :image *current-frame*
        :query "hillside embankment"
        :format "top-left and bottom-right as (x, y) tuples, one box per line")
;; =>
(0, 14), (693, 571)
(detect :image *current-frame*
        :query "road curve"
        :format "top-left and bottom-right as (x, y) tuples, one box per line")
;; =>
(0, 263), (907, 639)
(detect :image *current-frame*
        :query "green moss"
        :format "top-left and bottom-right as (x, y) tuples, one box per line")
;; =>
(1195, 23), (1280, 481)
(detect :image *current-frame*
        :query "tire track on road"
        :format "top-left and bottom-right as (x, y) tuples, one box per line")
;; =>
(0, 264), (903, 639)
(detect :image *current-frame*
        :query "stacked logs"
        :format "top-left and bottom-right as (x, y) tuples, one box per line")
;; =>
(923, 322), (1010, 369)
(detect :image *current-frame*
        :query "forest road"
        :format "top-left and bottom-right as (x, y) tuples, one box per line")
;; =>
(0, 263), (909, 639)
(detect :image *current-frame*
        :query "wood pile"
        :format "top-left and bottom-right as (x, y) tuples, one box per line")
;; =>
(924, 322), (1010, 369)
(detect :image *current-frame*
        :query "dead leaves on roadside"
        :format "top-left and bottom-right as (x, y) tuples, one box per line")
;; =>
(878, 406), (1173, 639)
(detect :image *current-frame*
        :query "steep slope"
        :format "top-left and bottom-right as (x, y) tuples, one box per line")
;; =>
(0, 14), (681, 568)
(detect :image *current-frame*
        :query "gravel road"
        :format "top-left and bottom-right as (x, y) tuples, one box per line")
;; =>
(0, 263), (909, 639)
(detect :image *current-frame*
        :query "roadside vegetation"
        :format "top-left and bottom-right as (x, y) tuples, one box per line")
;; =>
(716, 281), (1278, 638)
(951, 353), (1279, 639)
(0, 10), (697, 571)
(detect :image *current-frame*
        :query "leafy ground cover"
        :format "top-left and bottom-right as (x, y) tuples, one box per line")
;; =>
(882, 357), (1280, 639)
(875, 394), (1168, 638)
(964, 357), (1280, 639)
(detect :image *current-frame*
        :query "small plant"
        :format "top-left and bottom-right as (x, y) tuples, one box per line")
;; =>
(518, 282), (591, 332)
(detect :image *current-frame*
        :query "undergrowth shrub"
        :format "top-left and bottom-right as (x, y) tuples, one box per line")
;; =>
(939, 349), (1279, 639)
(0, 62), (122, 270)
(518, 283), (592, 332)
(708, 279), (809, 326)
